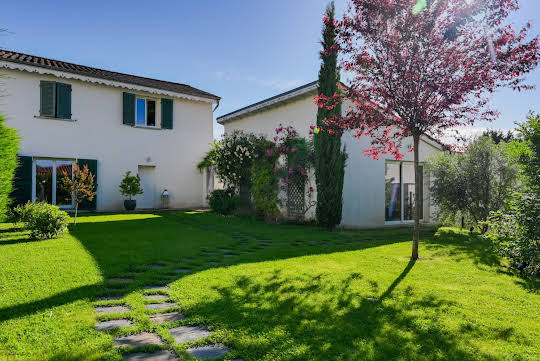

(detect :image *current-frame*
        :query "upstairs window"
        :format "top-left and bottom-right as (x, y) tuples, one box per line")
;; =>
(123, 92), (172, 129)
(136, 98), (156, 127)
(40, 81), (72, 119)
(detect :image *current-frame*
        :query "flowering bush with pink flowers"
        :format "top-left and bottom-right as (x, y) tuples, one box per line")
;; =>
(273, 125), (316, 218)
(199, 126), (315, 220)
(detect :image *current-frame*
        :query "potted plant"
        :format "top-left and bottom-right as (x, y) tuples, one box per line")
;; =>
(119, 171), (143, 211)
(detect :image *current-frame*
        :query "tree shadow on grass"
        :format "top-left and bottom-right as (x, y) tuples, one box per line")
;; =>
(0, 211), (412, 324)
(424, 228), (501, 267)
(424, 228), (539, 294)
(188, 260), (497, 361)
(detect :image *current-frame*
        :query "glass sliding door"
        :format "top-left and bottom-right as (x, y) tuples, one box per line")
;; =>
(385, 162), (401, 221)
(35, 159), (53, 203)
(34, 159), (74, 208)
(385, 161), (423, 223)
(56, 161), (73, 206)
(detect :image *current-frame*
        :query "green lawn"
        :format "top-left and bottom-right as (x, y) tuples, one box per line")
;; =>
(0, 211), (538, 361)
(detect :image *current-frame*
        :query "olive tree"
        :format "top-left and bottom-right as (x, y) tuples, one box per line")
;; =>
(429, 137), (519, 232)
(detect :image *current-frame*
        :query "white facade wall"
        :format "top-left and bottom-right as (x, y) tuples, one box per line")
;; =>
(1, 68), (214, 211)
(222, 94), (442, 228)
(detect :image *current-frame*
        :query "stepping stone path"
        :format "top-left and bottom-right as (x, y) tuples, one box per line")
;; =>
(186, 345), (229, 359)
(109, 278), (134, 283)
(150, 311), (185, 324)
(145, 302), (179, 310)
(96, 259), (246, 360)
(123, 350), (179, 361)
(169, 325), (212, 343)
(95, 305), (130, 314)
(114, 332), (163, 348)
(95, 319), (133, 331)
(144, 294), (169, 300)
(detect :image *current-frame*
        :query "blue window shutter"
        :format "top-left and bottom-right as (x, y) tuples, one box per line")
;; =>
(76, 159), (97, 210)
(10, 156), (33, 206)
(123, 92), (135, 125)
(56, 83), (72, 119)
(40, 81), (56, 117)
(161, 98), (173, 129)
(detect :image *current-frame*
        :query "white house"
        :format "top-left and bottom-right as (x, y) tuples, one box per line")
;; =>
(1, 50), (219, 211)
(217, 81), (444, 228)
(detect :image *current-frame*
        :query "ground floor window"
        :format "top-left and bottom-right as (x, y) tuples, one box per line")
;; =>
(34, 158), (74, 208)
(385, 161), (423, 222)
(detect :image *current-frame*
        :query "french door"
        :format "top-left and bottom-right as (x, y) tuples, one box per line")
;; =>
(33, 158), (74, 208)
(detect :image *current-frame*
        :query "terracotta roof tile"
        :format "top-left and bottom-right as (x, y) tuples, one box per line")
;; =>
(0, 49), (220, 101)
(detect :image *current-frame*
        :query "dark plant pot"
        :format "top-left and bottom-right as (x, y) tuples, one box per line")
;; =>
(124, 200), (137, 211)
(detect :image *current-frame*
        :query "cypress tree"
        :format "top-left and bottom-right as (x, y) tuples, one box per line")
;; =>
(314, 1), (346, 230)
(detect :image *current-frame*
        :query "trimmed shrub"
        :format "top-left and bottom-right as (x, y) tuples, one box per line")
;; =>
(0, 113), (20, 221)
(14, 202), (69, 239)
(208, 189), (239, 216)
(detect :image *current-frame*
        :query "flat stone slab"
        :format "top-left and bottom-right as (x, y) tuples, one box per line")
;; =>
(174, 268), (191, 273)
(143, 286), (170, 291)
(95, 305), (130, 314)
(145, 302), (179, 310)
(114, 332), (164, 348)
(123, 350), (179, 361)
(97, 296), (122, 301)
(150, 311), (185, 324)
(144, 294), (169, 300)
(186, 345), (229, 359)
(109, 278), (134, 283)
(207, 261), (221, 265)
(95, 319), (133, 330)
(223, 254), (238, 257)
(218, 248), (232, 252)
(169, 325), (213, 343)
(202, 250), (217, 255)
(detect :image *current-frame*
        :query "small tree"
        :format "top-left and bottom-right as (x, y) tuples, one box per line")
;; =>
(429, 137), (519, 232)
(329, 0), (539, 260)
(119, 171), (143, 200)
(61, 163), (96, 225)
(0, 113), (19, 221)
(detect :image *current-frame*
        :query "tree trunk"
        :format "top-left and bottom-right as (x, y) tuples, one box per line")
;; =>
(411, 134), (421, 261)
(74, 202), (78, 225)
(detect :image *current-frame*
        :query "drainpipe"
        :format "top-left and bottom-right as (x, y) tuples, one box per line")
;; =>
(213, 98), (220, 113)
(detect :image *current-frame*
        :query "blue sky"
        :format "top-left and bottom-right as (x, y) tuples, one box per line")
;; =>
(1, 0), (538, 139)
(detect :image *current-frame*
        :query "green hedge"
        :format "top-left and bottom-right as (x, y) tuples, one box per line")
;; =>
(0, 113), (20, 221)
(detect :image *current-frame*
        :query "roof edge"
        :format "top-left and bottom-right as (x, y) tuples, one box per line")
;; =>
(0, 49), (220, 102)
(217, 81), (318, 124)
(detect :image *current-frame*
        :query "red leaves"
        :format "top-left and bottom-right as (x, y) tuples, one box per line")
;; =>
(329, 0), (539, 158)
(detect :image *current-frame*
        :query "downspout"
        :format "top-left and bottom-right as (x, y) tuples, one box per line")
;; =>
(213, 98), (220, 113)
